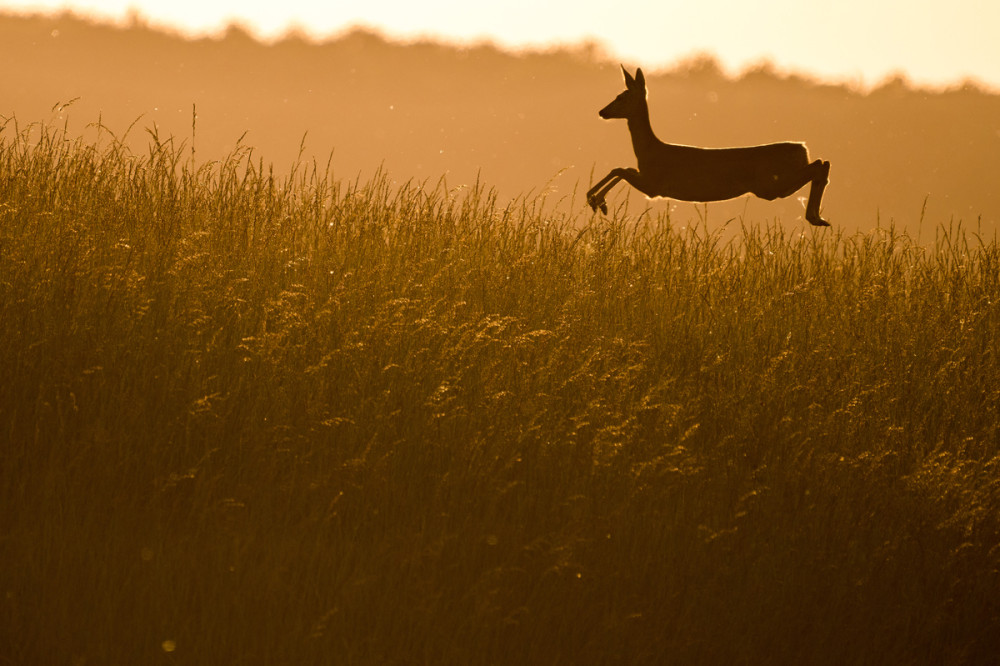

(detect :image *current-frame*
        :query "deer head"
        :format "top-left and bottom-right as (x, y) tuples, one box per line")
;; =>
(598, 66), (647, 120)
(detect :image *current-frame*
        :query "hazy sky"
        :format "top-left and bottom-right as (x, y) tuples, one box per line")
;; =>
(4, 0), (999, 89)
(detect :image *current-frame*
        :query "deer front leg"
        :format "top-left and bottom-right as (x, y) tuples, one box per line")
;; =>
(587, 168), (643, 214)
(587, 171), (620, 214)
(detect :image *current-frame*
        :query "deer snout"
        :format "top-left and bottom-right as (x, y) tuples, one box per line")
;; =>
(598, 99), (625, 120)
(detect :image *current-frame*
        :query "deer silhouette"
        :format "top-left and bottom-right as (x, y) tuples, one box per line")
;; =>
(587, 66), (831, 226)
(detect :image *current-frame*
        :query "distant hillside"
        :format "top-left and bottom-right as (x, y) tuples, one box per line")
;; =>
(2, 11), (998, 233)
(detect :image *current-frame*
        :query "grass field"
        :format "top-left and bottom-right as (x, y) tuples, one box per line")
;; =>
(2, 117), (999, 665)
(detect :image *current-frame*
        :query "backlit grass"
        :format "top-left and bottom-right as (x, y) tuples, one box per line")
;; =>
(1, 118), (999, 665)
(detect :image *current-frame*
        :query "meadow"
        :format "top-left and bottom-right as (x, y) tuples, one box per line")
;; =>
(1, 118), (999, 665)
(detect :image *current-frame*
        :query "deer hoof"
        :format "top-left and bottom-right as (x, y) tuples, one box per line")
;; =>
(587, 195), (606, 214)
(806, 212), (830, 227)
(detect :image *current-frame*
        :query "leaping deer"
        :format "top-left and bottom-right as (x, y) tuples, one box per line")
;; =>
(587, 66), (831, 226)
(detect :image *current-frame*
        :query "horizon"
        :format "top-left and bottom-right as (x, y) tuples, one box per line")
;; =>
(3, 0), (999, 92)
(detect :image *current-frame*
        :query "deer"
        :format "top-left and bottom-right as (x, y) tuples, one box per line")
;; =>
(587, 66), (831, 226)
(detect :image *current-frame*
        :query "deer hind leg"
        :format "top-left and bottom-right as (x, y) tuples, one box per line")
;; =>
(804, 160), (831, 227)
(754, 159), (831, 226)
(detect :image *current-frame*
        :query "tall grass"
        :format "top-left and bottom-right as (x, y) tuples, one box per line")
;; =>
(1, 117), (999, 665)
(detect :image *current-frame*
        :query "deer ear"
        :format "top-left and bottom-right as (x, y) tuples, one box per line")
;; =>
(621, 65), (635, 88)
(635, 68), (646, 89)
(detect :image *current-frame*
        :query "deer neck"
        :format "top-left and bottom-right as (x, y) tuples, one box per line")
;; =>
(627, 102), (659, 165)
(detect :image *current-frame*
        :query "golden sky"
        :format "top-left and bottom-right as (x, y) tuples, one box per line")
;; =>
(4, 0), (999, 89)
